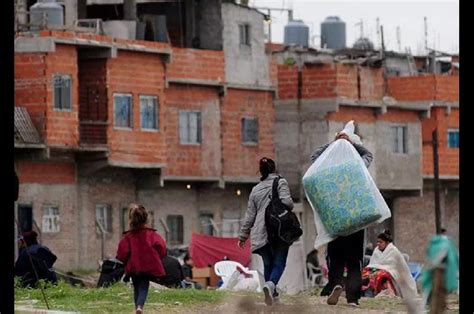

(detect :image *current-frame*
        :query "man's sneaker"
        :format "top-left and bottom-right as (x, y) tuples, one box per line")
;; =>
(262, 281), (275, 306)
(135, 306), (143, 314)
(327, 285), (343, 305)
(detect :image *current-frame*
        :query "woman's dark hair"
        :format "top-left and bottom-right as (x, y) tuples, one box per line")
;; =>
(377, 230), (393, 243)
(259, 157), (276, 181)
(128, 203), (148, 230)
(184, 253), (191, 263)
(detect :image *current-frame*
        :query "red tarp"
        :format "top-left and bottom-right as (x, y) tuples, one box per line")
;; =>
(189, 233), (251, 268)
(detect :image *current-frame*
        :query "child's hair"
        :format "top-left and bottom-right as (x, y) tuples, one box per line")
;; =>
(128, 203), (148, 230)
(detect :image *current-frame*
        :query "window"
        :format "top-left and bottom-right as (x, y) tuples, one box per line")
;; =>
(114, 94), (132, 128)
(96, 204), (112, 233)
(18, 204), (33, 233)
(121, 207), (129, 233)
(140, 96), (158, 130)
(167, 215), (183, 245)
(179, 111), (202, 144)
(199, 213), (214, 236)
(42, 205), (60, 233)
(239, 24), (250, 46)
(392, 126), (407, 154)
(241, 117), (259, 144)
(53, 74), (72, 110)
(448, 129), (459, 148)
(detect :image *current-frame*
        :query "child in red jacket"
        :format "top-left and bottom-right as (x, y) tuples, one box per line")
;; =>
(117, 204), (167, 314)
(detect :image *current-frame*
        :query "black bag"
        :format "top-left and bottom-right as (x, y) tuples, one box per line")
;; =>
(265, 176), (303, 245)
(97, 258), (125, 287)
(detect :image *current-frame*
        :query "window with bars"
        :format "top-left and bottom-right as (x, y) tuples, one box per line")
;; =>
(199, 213), (214, 236)
(114, 94), (132, 128)
(53, 74), (72, 111)
(448, 129), (459, 148)
(166, 215), (183, 245)
(179, 111), (202, 144)
(42, 205), (60, 233)
(392, 126), (407, 154)
(241, 117), (258, 144)
(239, 24), (251, 46)
(140, 96), (158, 130)
(96, 204), (112, 233)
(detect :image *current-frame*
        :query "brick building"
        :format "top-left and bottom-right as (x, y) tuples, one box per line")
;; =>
(272, 47), (459, 262)
(14, 0), (276, 270)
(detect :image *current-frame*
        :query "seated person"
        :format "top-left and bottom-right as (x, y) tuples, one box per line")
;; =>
(180, 254), (202, 289)
(15, 231), (58, 288)
(306, 249), (322, 280)
(362, 230), (417, 298)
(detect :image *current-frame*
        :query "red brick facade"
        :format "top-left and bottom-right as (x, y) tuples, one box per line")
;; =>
(167, 48), (225, 83)
(221, 89), (275, 177)
(17, 161), (76, 184)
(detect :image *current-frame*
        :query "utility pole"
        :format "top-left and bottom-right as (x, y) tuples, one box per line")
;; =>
(432, 129), (442, 234)
(376, 17), (380, 49)
(424, 17), (429, 71)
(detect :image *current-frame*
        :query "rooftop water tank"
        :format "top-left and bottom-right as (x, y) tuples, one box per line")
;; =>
(353, 37), (375, 50)
(321, 16), (346, 50)
(30, 0), (64, 31)
(284, 20), (309, 48)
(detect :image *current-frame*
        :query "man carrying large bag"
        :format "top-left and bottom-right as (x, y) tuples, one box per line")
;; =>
(304, 120), (390, 307)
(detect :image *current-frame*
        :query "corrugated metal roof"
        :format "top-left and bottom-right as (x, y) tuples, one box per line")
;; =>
(14, 107), (42, 144)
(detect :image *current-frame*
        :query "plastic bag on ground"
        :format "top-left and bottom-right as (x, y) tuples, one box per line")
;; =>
(303, 139), (391, 248)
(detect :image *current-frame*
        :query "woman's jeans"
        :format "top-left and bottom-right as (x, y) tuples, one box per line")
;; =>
(254, 241), (289, 287)
(131, 275), (150, 308)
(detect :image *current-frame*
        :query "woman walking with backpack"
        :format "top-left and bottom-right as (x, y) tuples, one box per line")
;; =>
(238, 157), (297, 306)
(117, 204), (167, 314)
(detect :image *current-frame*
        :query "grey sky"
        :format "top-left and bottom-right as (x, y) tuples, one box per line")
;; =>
(251, 0), (459, 54)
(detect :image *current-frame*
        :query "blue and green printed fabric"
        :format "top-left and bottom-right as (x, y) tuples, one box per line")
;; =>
(303, 160), (381, 236)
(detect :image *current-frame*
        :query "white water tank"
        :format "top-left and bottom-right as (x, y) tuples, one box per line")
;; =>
(30, 0), (64, 30)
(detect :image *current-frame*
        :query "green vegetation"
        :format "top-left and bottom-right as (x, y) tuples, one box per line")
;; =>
(15, 280), (228, 313)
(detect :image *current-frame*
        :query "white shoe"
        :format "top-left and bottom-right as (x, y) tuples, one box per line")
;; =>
(263, 281), (275, 306)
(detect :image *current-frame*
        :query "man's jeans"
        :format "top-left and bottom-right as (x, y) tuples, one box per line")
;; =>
(254, 241), (289, 287)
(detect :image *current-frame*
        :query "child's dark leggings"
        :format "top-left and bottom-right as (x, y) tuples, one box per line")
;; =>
(131, 275), (150, 308)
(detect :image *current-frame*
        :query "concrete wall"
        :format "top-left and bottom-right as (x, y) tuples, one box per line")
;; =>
(392, 182), (459, 262)
(198, 0), (223, 50)
(221, 3), (271, 87)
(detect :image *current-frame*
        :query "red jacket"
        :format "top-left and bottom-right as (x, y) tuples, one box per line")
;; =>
(116, 227), (167, 278)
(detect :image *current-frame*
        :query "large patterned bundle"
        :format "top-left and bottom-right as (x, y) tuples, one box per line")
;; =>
(303, 160), (381, 236)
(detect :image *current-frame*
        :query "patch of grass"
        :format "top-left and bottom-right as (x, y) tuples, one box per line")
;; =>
(15, 280), (228, 313)
(68, 268), (100, 276)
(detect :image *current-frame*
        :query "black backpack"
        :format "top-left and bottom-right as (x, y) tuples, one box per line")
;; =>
(265, 176), (303, 245)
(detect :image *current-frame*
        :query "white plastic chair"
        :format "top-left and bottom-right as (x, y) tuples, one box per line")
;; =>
(307, 263), (324, 287)
(214, 261), (262, 292)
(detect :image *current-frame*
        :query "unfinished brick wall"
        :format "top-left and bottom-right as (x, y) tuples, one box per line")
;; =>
(302, 63), (338, 98)
(107, 51), (167, 165)
(388, 75), (459, 102)
(16, 160), (76, 184)
(422, 108), (459, 176)
(278, 63), (377, 101)
(44, 45), (80, 147)
(221, 89), (275, 177)
(327, 106), (376, 124)
(435, 76), (459, 102)
(15, 53), (48, 138)
(79, 59), (108, 145)
(359, 67), (385, 100)
(277, 64), (298, 99)
(387, 75), (436, 101)
(167, 48), (225, 83)
(163, 84), (222, 177)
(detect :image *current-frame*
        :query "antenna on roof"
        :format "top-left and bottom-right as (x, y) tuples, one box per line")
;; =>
(355, 19), (364, 38)
(376, 17), (380, 49)
(396, 26), (401, 52)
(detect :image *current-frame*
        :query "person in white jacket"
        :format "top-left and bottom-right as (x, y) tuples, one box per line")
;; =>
(362, 230), (418, 299)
